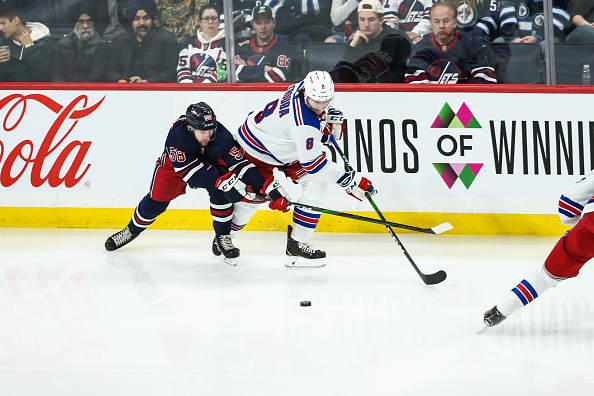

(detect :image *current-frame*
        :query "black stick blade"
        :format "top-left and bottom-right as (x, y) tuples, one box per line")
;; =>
(423, 270), (447, 285)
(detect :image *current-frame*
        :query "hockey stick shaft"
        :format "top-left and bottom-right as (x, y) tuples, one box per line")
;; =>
(287, 200), (449, 234)
(330, 136), (447, 285)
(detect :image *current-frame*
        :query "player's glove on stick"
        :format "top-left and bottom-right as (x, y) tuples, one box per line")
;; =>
(337, 170), (376, 201)
(322, 108), (345, 144)
(216, 171), (258, 202)
(262, 177), (290, 212)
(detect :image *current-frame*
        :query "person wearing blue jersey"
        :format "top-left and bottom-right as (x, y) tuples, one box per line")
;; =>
(405, 1), (497, 84)
(230, 70), (377, 268)
(104, 102), (289, 266)
(511, 0), (571, 44)
(235, 5), (295, 83)
(484, 169), (594, 327)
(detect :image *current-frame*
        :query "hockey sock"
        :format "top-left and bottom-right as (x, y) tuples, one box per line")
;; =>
(210, 202), (233, 235)
(229, 201), (262, 237)
(291, 207), (321, 243)
(496, 265), (561, 317)
(129, 194), (169, 234)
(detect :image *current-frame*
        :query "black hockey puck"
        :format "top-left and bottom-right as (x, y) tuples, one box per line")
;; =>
(300, 301), (311, 307)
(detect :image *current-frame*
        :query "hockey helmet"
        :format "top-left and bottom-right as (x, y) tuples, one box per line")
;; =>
(303, 70), (334, 103)
(186, 102), (218, 130)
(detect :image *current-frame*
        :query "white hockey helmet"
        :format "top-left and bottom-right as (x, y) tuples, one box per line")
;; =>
(303, 70), (334, 103)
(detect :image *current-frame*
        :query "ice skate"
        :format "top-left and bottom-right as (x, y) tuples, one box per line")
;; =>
(285, 225), (326, 268)
(212, 236), (221, 257)
(483, 306), (507, 327)
(214, 234), (240, 266)
(105, 226), (140, 251)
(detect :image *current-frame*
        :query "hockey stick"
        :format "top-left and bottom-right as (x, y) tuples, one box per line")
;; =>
(287, 200), (452, 235)
(330, 136), (447, 285)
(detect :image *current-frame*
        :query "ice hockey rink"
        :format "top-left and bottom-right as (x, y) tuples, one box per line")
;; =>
(1, 228), (593, 396)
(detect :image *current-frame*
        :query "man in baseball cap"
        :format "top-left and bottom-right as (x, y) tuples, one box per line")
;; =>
(235, 4), (296, 82)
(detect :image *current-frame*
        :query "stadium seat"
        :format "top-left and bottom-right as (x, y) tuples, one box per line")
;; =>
(304, 42), (348, 74)
(554, 43), (594, 85)
(286, 42), (303, 82)
(487, 43), (542, 84)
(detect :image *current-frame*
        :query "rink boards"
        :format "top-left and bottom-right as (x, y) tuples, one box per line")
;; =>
(0, 83), (591, 236)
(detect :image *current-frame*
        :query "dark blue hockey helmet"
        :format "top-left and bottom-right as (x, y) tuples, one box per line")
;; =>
(186, 102), (218, 131)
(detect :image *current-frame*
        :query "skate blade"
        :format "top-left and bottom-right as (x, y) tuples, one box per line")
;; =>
(477, 324), (489, 335)
(223, 257), (237, 266)
(285, 256), (326, 268)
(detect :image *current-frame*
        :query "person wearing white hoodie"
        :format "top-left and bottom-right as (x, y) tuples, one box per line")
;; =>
(0, 5), (53, 82)
(176, 4), (227, 83)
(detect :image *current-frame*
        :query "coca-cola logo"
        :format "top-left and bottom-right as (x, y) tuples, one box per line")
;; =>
(0, 94), (104, 188)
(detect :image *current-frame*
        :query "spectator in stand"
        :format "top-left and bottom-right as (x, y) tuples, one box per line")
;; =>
(510, 0), (571, 45)
(325, 0), (359, 43)
(474, 0), (518, 43)
(235, 5), (295, 82)
(382, 0), (433, 40)
(0, 1), (51, 27)
(413, 1), (491, 39)
(564, 0), (594, 43)
(107, 0), (179, 83)
(52, 1), (110, 82)
(331, 0), (410, 83)
(50, 0), (109, 38)
(0, 5), (53, 82)
(177, 4), (227, 83)
(405, 1), (496, 84)
(267, 0), (334, 47)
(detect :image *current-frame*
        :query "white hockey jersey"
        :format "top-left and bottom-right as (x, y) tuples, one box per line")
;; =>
(177, 29), (227, 83)
(558, 170), (594, 226)
(232, 81), (345, 184)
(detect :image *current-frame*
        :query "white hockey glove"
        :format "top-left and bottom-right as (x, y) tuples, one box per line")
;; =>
(321, 108), (345, 145)
(261, 176), (291, 212)
(327, 108), (345, 140)
(215, 171), (257, 202)
(337, 170), (377, 201)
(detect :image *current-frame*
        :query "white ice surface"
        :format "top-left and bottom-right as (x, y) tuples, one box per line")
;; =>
(0, 228), (593, 396)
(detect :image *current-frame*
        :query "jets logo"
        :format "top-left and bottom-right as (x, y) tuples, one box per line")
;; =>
(456, 1), (477, 28)
(190, 53), (218, 83)
(427, 60), (461, 84)
(398, 0), (425, 31)
(517, 4), (529, 19)
(533, 12), (544, 28)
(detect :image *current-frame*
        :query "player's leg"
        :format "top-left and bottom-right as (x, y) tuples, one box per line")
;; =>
(229, 201), (263, 236)
(208, 188), (241, 265)
(105, 161), (184, 251)
(225, 154), (273, 241)
(105, 194), (170, 251)
(286, 175), (327, 267)
(484, 212), (594, 326)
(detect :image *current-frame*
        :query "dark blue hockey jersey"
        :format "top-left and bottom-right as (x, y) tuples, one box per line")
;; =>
(405, 29), (497, 83)
(515, 0), (572, 40)
(158, 116), (267, 193)
(235, 35), (294, 82)
(476, 0), (519, 40)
